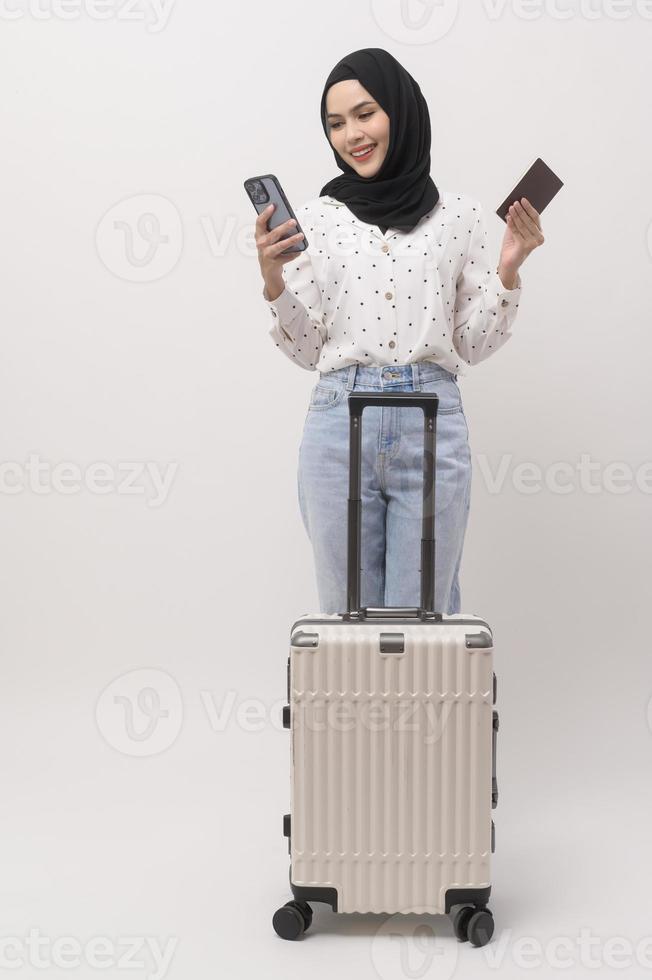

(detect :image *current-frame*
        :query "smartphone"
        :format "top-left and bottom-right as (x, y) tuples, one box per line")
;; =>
(244, 174), (308, 255)
(496, 157), (563, 222)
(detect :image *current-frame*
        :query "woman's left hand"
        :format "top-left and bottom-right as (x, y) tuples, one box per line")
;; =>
(499, 197), (545, 281)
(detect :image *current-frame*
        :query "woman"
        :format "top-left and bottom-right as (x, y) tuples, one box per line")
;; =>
(256, 47), (544, 616)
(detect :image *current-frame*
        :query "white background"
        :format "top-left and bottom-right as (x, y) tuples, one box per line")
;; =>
(1, 1), (651, 977)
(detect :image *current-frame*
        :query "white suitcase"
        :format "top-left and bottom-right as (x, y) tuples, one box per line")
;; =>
(273, 391), (498, 947)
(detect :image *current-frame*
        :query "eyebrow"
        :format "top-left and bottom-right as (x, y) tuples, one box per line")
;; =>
(326, 100), (376, 120)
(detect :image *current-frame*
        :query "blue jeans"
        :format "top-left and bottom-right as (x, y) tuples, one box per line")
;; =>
(297, 362), (472, 616)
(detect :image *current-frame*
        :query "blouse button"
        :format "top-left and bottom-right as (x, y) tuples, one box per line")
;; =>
(381, 244), (390, 253)
(388, 340), (396, 349)
(501, 299), (509, 307)
(385, 291), (393, 300)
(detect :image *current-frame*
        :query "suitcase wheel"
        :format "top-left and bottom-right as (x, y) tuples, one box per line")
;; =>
(453, 905), (494, 947)
(452, 905), (475, 941)
(272, 900), (313, 940)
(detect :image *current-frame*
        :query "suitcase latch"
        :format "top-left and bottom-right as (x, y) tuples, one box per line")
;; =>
(379, 632), (405, 654)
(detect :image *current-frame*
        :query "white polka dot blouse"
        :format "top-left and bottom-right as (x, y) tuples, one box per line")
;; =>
(263, 189), (522, 376)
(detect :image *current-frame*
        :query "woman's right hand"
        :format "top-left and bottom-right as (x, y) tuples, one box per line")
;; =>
(256, 203), (305, 285)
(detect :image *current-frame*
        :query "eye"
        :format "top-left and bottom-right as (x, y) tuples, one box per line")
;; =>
(330, 111), (374, 131)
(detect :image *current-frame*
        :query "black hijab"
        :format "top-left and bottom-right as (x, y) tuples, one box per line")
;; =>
(319, 47), (439, 234)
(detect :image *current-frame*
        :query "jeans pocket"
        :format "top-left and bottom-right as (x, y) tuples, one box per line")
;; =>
(308, 382), (346, 411)
(421, 377), (463, 414)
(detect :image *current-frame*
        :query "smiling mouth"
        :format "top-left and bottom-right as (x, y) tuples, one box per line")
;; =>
(351, 144), (376, 161)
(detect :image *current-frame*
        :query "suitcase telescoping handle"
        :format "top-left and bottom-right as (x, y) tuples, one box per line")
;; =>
(345, 391), (439, 621)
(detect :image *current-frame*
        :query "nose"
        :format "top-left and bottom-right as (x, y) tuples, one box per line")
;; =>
(345, 122), (365, 146)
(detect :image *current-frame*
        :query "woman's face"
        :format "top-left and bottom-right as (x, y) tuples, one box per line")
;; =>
(325, 79), (390, 178)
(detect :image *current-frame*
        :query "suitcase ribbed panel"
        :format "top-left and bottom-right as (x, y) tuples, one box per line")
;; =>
(289, 622), (493, 914)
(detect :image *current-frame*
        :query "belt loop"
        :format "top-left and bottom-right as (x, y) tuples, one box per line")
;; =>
(412, 362), (421, 391)
(346, 364), (357, 390)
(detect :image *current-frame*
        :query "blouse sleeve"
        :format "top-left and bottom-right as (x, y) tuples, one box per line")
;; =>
(263, 209), (326, 372)
(452, 202), (523, 367)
